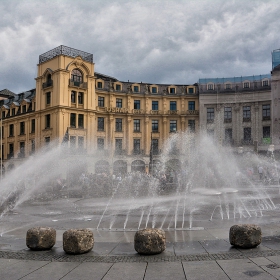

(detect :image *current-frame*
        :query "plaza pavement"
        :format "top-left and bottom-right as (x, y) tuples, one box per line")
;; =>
(1, 193), (280, 279)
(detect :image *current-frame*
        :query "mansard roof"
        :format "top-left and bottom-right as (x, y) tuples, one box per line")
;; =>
(0, 89), (16, 98)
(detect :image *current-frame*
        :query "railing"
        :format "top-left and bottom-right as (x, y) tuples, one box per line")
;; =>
(42, 80), (53, 88)
(241, 139), (253, 145)
(243, 117), (251, 122)
(39, 45), (93, 64)
(168, 110), (179, 115)
(186, 110), (199, 115)
(150, 110), (161, 114)
(223, 139), (234, 146)
(224, 118), (232, 123)
(132, 149), (144, 155)
(69, 79), (87, 89)
(262, 138), (271, 144)
(263, 116), (271, 121)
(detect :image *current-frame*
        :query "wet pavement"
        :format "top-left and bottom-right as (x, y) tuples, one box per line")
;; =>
(1, 192), (280, 279)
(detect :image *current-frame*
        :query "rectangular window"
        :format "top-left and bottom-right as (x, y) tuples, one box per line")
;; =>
(134, 100), (140, 109)
(224, 107), (232, 122)
(97, 81), (103, 89)
(116, 118), (122, 132)
(263, 126), (270, 138)
(12, 108), (15, 116)
(170, 120), (177, 132)
(78, 114), (84, 128)
(244, 127), (251, 141)
(225, 84), (231, 89)
(31, 140), (35, 154)
(116, 98), (122, 108)
(188, 101), (195, 110)
(2, 111), (5, 119)
(225, 128), (232, 142)
(19, 142), (25, 158)
(71, 91), (76, 103)
(133, 86), (139, 92)
(152, 87), (157, 93)
(133, 119), (140, 132)
(152, 101), (158, 110)
(20, 121), (25, 135)
(98, 96), (104, 107)
(170, 87), (175, 94)
(9, 143), (14, 157)
(70, 113), (76, 128)
(151, 139), (159, 155)
(97, 138), (104, 149)
(243, 82), (249, 88)
(152, 120), (159, 132)
(78, 92), (83, 104)
(45, 137), (50, 145)
(207, 108), (214, 122)
(170, 101), (177, 111)
(9, 124), (14, 137)
(78, 136), (84, 149)
(243, 106), (251, 121)
(46, 92), (51, 105)
(70, 136), (76, 149)
(263, 80), (269, 87)
(115, 139), (122, 153)
(188, 88), (194, 94)
(262, 104), (270, 120)
(22, 105), (26, 113)
(188, 120), (195, 132)
(98, 117), (104, 131)
(116, 84), (121, 91)
(31, 119), (35, 133)
(45, 114), (50, 129)
(133, 139), (140, 154)
(207, 84), (213, 90)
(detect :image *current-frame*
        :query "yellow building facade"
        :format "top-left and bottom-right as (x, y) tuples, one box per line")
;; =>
(0, 46), (199, 175)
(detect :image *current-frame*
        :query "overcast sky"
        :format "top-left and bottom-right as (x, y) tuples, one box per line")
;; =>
(1, 0), (280, 93)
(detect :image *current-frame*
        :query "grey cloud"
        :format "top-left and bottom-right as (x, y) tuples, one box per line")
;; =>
(1, 0), (280, 92)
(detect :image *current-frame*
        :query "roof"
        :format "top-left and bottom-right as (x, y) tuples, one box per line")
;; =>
(1, 89), (36, 109)
(0, 89), (16, 98)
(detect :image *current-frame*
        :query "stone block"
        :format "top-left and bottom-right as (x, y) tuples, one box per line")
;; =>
(63, 229), (94, 254)
(26, 227), (56, 250)
(134, 228), (166, 255)
(229, 224), (262, 248)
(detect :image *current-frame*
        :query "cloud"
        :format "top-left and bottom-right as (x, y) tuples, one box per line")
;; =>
(1, 0), (280, 92)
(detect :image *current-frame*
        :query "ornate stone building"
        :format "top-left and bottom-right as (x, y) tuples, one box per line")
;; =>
(0, 46), (199, 174)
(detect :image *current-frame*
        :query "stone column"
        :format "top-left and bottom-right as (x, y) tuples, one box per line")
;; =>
(163, 117), (167, 142)
(127, 116), (132, 155)
(254, 102), (259, 145)
(234, 104), (240, 146)
(144, 117), (149, 155)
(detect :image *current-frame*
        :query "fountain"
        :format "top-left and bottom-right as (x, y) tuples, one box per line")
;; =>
(0, 131), (279, 238)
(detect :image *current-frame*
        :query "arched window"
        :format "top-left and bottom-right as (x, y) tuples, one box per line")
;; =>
(71, 69), (83, 83)
(47, 74), (52, 82)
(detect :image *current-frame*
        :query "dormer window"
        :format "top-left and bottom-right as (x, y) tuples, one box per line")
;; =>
(170, 87), (175, 94)
(22, 105), (26, 113)
(97, 81), (103, 89)
(12, 108), (15, 116)
(243, 81), (250, 88)
(115, 84), (121, 91)
(207, 83), (214, 90)
(152, 87), (157, 93)
(134, 86), (139, 92)
(263, 80), (269, 87)
(225, 83), (231, 89)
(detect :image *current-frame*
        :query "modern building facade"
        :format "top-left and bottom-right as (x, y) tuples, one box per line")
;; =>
(0, 46), (199, 174)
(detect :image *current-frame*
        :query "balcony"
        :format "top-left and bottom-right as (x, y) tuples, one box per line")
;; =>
(262, 138), (271, 145)
(186, 110), (199, 115)
(69, 79), (87, 89)
(132, 149), (144, 155)
(168, 110), (179, 115)
(224, 118), (232, 123)
(223, 139), (234, 146)
(42, 80), (53, 89)
(114, 149), (127, 156)
(263, 116), (271, 121)
(243, 117), (251, 122)
(241, 139), (253, 145)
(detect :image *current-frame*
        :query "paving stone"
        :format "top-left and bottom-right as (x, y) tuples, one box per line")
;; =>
(109, 242), (138, 256)
(217, 259), (275, 280)
(0, 260), (49, 280)
(145, 262), (186, 280)
(103, 263), (147, 280)
(174, 241), (207, 255)
(199, 239), (239, 254)
(249, 257), (275, 266)
(182, 260), (229, 280)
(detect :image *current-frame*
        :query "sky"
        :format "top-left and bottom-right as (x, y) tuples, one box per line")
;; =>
(1, 0), (280, 93)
